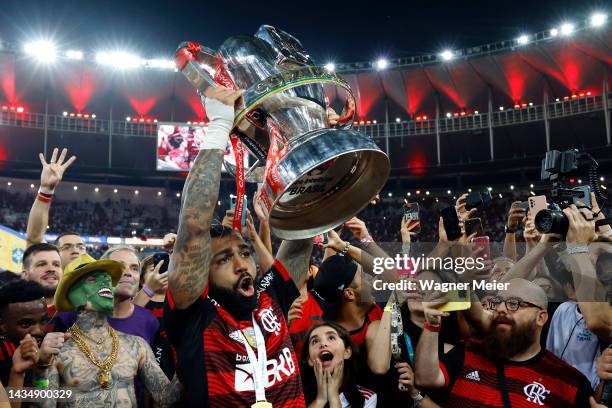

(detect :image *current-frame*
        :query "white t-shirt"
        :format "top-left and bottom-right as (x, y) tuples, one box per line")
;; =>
(546, 301), (601, 388)
(339, 386), (377, 407)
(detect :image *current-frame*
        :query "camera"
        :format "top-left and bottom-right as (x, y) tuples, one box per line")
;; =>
(534, 149), (606, 235)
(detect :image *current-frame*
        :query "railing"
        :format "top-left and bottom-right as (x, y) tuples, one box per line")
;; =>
(0, 93), (609, 140)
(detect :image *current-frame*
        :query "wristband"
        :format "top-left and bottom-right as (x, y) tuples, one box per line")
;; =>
(360, 234), (374, 243)
(340, 242), (350, 256)
(33, 379), (49, 388)
(142, 285), (155, 297)
(423, 322), (441, 332)
(201, 98), (234, 150)
(37, 192), (53, 204)
(384, 305), (393, 313)
(566, 244), (589, 255)
(39, 186), (55, 195)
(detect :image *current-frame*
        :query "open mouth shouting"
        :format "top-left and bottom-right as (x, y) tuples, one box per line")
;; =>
(236, 275), (255, 298)
(97, 288), (113, 299)
(318, 350), (334, 367)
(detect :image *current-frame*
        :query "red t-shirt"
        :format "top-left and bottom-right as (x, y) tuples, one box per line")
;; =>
(288, 292), (324, 357)
(165, 261), (305, 408)
(349, 305), (383, 348)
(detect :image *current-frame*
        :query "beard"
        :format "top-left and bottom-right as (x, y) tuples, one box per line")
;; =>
(484, 315), (538, 360)
(209, 282), (257, 321)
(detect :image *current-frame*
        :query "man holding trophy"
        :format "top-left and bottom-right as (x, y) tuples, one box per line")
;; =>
(166, 26), (389, 407)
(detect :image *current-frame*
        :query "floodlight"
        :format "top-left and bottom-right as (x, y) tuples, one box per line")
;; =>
(324, 63), (335, 72)
(590, 13), (607, 27)
(516, 35), (529, 45)
(439, 50), (454, 61)
(375, 58), (388, 70)
(23, 40), (57, 62)
(560, 23), (574, 36)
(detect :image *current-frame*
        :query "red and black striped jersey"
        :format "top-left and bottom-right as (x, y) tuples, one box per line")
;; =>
(349, 304), (383, 348)
(288, 292), (323, 357)
(0, 338), (16, 386)
(439, 339), (593, 407)
(164, 260), (305, 408)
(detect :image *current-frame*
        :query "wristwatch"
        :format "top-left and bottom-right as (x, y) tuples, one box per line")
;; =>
(411, 390), (424, 407)
(504, 225), (516, 234)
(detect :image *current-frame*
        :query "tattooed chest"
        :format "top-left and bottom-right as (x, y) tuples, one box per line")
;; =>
(57, 341), (139, 393)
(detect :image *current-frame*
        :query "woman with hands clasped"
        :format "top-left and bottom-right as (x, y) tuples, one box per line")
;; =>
(300, 322), (377, 408)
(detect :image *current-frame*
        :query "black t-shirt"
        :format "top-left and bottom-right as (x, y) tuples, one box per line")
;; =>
(163, 261), (305, 408)
(144, 299), (176, 380)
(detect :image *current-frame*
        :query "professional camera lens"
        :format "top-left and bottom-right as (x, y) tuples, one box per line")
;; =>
(534, 209), (569, 235)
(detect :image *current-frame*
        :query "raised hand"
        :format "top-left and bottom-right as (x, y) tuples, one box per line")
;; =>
(344, 217), (370, 241)
(564, 205), (597, 245)
(162, 233), (177, 250)
(455, 193), (477, 222)
(38, 147), (76, 190)
(38, 332), (71, 366)
(145, 260), (169, 293)
(400, 217), (418, 243)
(12, 334), (39, 375)
(320, 229), (344, 253)
(253, 190), (269, 223)
(313, 359), (328, 405)
(287, 298), (304, 326)
(507, 201), (526, 231)
(395, 362), (416, 394)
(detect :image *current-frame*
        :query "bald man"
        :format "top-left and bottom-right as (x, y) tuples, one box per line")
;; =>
(414, 279), (593, 407)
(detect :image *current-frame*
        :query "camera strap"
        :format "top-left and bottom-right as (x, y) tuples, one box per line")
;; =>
(595, 218), (612, 228)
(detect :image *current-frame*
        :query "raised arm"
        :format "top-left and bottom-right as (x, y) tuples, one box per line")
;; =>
(502, 202), (525, 261)
(414, 302), (449, 388)
(364, 296), (393, 375)
(168, 88), (243, 309)
(26, 148), (76, 247)
(275, 239), (314, 286)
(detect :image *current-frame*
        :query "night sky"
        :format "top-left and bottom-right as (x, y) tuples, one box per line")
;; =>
(0, 0), (607, 63)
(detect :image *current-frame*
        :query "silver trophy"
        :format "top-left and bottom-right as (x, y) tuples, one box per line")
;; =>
(175, 25), (390, 239)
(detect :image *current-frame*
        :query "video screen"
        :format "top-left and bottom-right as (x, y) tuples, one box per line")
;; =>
(156, 122), (247, 171)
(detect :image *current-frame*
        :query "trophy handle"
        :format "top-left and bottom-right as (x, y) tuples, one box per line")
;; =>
(175, 41), (228, 95)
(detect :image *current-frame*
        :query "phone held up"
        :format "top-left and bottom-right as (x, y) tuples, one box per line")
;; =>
(403, 202), (421, 234)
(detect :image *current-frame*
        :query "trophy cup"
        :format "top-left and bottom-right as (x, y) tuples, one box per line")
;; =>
(175, 25), (390, 239)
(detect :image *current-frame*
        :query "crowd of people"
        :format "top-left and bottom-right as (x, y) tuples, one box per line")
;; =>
(0, 86), (610, 407)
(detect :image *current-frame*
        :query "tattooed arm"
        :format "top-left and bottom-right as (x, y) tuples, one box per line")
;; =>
(168, 87), (243, 310)
(137, 337), (182, 407)
(32, 363), (60, 408)
(275, 239), (314, 286)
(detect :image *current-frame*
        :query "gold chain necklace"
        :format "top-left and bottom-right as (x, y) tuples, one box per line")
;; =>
(68, 325), (119, 389)
(69, 327), (107, 352)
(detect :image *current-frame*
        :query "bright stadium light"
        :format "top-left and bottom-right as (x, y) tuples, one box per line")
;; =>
(550, 28), (559, 37)
(439, 50), (454, 61)
(516, 35), (529, 45)
(66, 50), (83, 60)
(145, 59), (175, 70)
(560, 23), (575, 36)
(23, 40), (57, 62)
(96, 51), (143, 69)
(375, 58), (388, 70)
(324, 62), (335, 72)
(590, 13), (607, 27)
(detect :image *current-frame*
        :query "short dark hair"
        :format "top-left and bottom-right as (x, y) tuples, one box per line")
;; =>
(54, 232), (82, 246)
(0, 279), (45, 316)
(22, 243), (60, 270)
(210, 224), (234, 239)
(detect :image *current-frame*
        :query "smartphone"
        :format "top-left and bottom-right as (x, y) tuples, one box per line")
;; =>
(152, 252), (170, 274)
(230, 196), (248, 226)
(437, 289), (471, 312)
(517, 201), (530, 210)
(472, 236), (491, 260)
(440, 206), (462, 241)
(465, 218), (484, 237)
(528, 195), (548, 217)
(313, 232), (329, 245)
(403, 202), (421, 234)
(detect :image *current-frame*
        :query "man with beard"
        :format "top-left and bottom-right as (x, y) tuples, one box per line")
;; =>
(165, 86), (312, 407)
(22, 243), (63, 326)
(415, 278), (593, 407)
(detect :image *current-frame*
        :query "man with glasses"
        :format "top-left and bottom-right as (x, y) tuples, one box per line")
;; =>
(415, 278), (593, 407)
(54, 232), (87, 267)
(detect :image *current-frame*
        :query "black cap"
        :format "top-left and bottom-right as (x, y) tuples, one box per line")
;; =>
(312, 255), (358, 306)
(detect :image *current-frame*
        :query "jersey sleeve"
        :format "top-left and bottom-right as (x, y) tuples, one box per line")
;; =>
(258, 260), (300, 317)
(439, 343), (466, 387)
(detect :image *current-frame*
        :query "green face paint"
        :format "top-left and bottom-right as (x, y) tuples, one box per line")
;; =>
(67, 271), (115, 314)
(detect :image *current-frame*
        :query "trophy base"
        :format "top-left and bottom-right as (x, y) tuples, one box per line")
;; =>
(265, 128), (390, 240)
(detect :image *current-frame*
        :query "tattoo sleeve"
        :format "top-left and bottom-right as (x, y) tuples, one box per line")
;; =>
(168, 149), (224, 309)
(138, 338), (182, 407)
(275, 239), (313, 286)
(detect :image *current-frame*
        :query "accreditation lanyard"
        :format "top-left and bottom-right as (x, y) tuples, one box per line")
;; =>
(238, 315), (269, 403)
